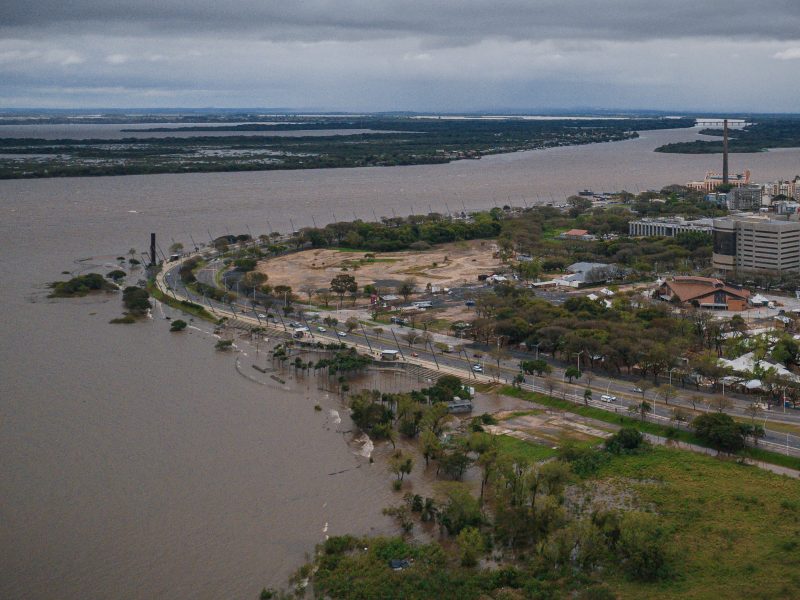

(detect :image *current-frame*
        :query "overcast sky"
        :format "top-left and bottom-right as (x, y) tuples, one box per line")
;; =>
(2, 1), (799, 112)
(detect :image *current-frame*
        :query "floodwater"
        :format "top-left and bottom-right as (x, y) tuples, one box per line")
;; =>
(1, 125), (800, 599)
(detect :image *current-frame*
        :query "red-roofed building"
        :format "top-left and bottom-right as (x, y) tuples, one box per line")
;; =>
(656, 276), (750, 311)
(559, 228), (595, 241)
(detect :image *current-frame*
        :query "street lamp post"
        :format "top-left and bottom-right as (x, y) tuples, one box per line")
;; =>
(669, 367), (679, 387)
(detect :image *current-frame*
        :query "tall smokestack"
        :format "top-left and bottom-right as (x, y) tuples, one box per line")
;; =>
(150, 233), (157, 267)
(722, 119), (729, 186)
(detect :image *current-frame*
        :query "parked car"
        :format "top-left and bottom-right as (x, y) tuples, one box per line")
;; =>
(601, 394), (617, 403)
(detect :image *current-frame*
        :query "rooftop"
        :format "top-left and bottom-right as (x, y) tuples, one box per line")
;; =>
(662, 276), (750, 302)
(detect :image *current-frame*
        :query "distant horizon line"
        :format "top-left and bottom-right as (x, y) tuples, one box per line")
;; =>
(1, 107), (799, 117)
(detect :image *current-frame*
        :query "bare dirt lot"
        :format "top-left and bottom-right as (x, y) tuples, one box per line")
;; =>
(257, 240), (505, 293)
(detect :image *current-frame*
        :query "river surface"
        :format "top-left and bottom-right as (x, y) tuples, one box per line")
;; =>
(1, 125), (799, 599)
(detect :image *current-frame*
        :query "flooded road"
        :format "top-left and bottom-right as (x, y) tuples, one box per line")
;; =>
(1, 125), (799, 598)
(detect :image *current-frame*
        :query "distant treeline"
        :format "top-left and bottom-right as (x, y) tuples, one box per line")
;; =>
(0, 116), (694, 179)
(127, 116), (695, 134)
(655, 118), (800, 154)
(297, 211), (503, 252)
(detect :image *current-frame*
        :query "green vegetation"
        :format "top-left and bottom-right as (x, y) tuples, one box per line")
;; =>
(109, 286), (151, 323)
(147, 281), (217, 322)
(293, 429), (800, 599)
(301, 210), (502, 252)
(313, 348), (373, 376)
(109, 314), (137, 324)
(169, 319), (188, 332)
(494, 434), (557, 462)
(503, 386), (800, 471)
(0, 116), (693, 179)
(656, 117), (800, 153)
(48, 272), (117, 297)
(215, 339), (234, 351)
(106, 269), (127, 282)
(121, 286), (151, 315)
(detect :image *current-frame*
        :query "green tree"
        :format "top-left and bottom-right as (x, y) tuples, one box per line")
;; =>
(604, 427), (644, 454)
(388, 450), (414, 482)
(692, 412), (745, 454)
(456, 527), (484, 567)
(438, 483), (482, 535)
(398, 278), (416, 302)
(521, 359), (552, 376)
(241, 271), (268, 290)
(564, 366), (581, 383)
(583, 388), (592, 406)
(657, 384), (677, 406)
(330, 273), (357, 307)
(628, 401), (652, 422)
(420, 429), (441, 467)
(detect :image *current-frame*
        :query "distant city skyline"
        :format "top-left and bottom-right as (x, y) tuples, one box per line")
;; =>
(2, 1), (799, 111)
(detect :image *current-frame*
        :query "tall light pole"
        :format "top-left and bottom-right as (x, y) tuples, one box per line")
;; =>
(669, 367), (679, 387)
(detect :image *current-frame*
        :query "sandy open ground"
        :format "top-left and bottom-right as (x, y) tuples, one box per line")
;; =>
(257, 240), (505, 294)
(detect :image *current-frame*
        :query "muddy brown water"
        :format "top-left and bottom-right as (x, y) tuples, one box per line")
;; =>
(2, 125), (800, 598)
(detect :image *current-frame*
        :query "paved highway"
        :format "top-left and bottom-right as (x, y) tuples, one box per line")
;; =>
(157, 252), (800, 457)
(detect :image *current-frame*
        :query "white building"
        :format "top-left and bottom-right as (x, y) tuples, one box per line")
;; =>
(628, 217), (713, 237)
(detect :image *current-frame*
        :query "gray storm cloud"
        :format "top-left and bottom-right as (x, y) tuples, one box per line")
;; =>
(1, 1), (799, 110)
(3, 0), (800, 41)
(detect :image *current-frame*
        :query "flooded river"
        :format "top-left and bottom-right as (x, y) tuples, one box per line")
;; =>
(1, 125), (799, 599)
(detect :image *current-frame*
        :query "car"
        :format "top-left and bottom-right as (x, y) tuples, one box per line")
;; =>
(410, 352), (419, 357)
(337, 331), (347, 337)
(600, 394), (617, 403)
(257, 313), (267, 319)
(472, 364), (483, 373)
(632, 387), (643, 393)
(316, 326), (327, 333)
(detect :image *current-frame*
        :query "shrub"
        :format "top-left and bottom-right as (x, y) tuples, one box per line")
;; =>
(109, 314), (136, 324)
(49, 273), (117, 297)
(617, 512), (673, 582)
(170, 319), (188, 332)
(121, 286), (151, 315)
(604, 427), (645, 454)
(557, 443), (608, 477)
(215, 339), (234, 351)
(106, 269), (127, 281)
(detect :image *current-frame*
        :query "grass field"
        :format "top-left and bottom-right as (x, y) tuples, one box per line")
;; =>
(597, 445), (800, 599)
(494, 434), (558, 462)
(502, 386), (800, 471)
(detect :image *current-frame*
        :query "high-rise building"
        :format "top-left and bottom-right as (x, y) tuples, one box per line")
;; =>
(712, 215), (800, 274)
(726, 184), (763, 211)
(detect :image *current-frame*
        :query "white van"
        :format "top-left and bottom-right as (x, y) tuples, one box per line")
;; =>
(600, 394), (617, 403)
